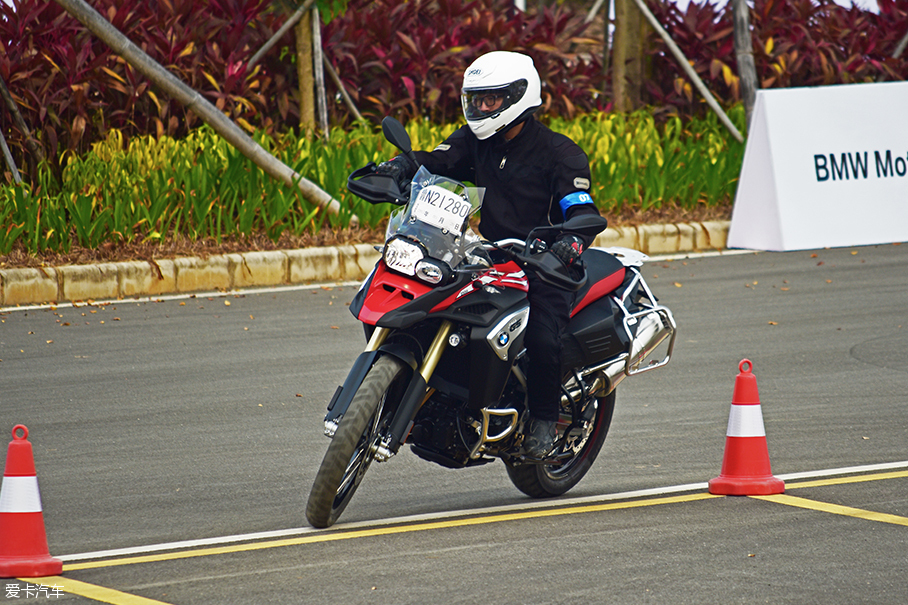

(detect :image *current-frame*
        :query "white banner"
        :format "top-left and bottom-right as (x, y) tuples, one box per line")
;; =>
(728, 82), (908, 251)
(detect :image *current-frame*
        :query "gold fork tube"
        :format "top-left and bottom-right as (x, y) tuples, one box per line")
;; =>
(364, 326), (391, 352)
(419, 320), (454, 382)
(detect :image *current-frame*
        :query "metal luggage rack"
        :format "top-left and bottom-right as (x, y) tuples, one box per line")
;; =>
(613, 266), (677, 376)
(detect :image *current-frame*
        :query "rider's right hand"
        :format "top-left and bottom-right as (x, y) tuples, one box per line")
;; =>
(375, 155), (415, 192)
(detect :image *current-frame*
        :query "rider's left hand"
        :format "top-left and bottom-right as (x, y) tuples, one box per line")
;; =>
(551, 234), (584, 265)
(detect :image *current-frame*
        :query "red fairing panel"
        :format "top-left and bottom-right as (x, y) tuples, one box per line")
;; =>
(571, 267), (626, 317)
(430, 261), (528, 313)
(356, 263), (433, 325)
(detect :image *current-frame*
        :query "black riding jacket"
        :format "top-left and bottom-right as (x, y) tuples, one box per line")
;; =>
(413, 116), (601, 246)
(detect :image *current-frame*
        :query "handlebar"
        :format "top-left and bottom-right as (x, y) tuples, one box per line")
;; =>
(346, 163), (408, 206)
(488, 238), (587, 292)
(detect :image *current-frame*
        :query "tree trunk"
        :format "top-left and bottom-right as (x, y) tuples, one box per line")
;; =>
(612, 0), (643, 111)
(52, 0), (353, 224)
(247, 0), (315, 70)
(612, 0), (629, 111)
(732, 0), (758, 127)
(296, 10), (316, 132)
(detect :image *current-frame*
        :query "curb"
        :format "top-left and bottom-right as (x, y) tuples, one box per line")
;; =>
(0, 221), (729, 307)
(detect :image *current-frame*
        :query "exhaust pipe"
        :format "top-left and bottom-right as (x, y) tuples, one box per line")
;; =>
(572, 307), (676, 398)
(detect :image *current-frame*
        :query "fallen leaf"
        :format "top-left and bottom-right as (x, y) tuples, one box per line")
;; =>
(673, 282), (682, 288)
(811, 253), (818, 258)
(851, 251), (858, 255)
(768, 321), (778, 326)
(780, 287), (790, 291)
(826, 279), (833, 284)
(224, 301), (231, 306)
(296, 394), (303, 397)
(180, 302), (186, 306)
(331, 326), (340, 330)
(46, 340), (53, 344)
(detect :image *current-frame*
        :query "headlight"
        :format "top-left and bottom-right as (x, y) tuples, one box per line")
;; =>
(383, 237), (424, 276)
(415, 259), (446, 285)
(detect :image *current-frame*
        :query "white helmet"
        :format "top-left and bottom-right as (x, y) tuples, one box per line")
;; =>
(461, 51), (542, 140)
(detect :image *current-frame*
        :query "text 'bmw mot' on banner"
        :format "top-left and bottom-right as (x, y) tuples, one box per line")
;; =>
(727, 82), (908, 252)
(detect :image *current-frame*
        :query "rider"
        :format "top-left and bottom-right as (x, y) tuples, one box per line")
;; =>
(376, 51), (603, 457)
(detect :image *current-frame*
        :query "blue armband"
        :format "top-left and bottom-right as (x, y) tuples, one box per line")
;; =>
(558, 191), (595, 215)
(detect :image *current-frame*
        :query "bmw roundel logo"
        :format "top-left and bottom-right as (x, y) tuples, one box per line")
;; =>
(497, 332), (509, 347)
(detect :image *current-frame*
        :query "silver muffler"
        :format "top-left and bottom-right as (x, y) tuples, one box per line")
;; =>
(575, 305), (677, 397)
(626, 307), (675, 375)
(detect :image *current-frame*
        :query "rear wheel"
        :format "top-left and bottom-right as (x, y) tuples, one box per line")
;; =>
(506, 389), (616, 498)
(306, 356), (407, 528)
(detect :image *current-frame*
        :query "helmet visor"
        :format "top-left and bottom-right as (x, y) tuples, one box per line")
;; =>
(461, 79), (528, 121)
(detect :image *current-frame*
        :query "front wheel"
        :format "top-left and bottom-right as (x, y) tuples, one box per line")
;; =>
(306, 356), (407, 528)
(506, 389), (616, 498)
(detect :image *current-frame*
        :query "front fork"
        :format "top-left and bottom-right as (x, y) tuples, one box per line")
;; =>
(377, 320), (453, 460)
(324, 321), (454, 460)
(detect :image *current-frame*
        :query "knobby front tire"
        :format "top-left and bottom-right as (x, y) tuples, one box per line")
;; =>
(506, 389), (616, 498)
(306, 356), (407, 528)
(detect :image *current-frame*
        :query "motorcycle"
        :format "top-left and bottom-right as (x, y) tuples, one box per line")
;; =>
(305, 117), (676, 528)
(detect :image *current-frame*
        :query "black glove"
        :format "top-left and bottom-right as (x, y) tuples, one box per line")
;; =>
(375, 155), (415, 192)
(551, 234), (584, 266)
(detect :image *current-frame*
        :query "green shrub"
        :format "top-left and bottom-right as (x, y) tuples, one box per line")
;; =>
(0, 110), (743, 256)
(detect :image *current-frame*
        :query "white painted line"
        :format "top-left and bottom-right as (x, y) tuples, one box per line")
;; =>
(775, 459), (908, 481)
(648, 248), (757, 262)
(0, 282), (363, 314)
(57, 459), (908, 563)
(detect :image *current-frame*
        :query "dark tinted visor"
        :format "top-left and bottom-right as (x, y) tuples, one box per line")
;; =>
(461, 79), (528, 121)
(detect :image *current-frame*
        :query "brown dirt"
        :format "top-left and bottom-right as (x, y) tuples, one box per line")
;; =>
(0, 203), (731, 270)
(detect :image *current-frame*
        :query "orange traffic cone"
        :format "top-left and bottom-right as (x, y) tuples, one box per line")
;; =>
(0, 425), (63, 578)
(708, 360), (784, 496)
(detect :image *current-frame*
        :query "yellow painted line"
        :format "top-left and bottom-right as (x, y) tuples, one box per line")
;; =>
(784, 469), (908, 490)
(752, 494), (908, 527)
(64, 492), (720, 571)
(18, 576), (172, 604)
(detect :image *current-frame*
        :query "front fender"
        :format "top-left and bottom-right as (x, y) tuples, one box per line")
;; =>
(324, 343), (418, 424)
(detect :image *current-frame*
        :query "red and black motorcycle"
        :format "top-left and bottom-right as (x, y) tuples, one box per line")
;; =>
(306, 118), (676, 528)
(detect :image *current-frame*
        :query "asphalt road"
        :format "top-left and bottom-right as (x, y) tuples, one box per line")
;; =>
(1, 243), (906, 604)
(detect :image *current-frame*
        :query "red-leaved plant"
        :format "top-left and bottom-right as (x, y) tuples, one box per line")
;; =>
(1, 0), (907, 183)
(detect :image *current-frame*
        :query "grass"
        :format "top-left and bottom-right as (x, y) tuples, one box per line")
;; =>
(1, 109), (742, 269)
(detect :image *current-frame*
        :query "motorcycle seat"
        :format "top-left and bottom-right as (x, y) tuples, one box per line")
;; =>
(570, 249), (627, 317)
